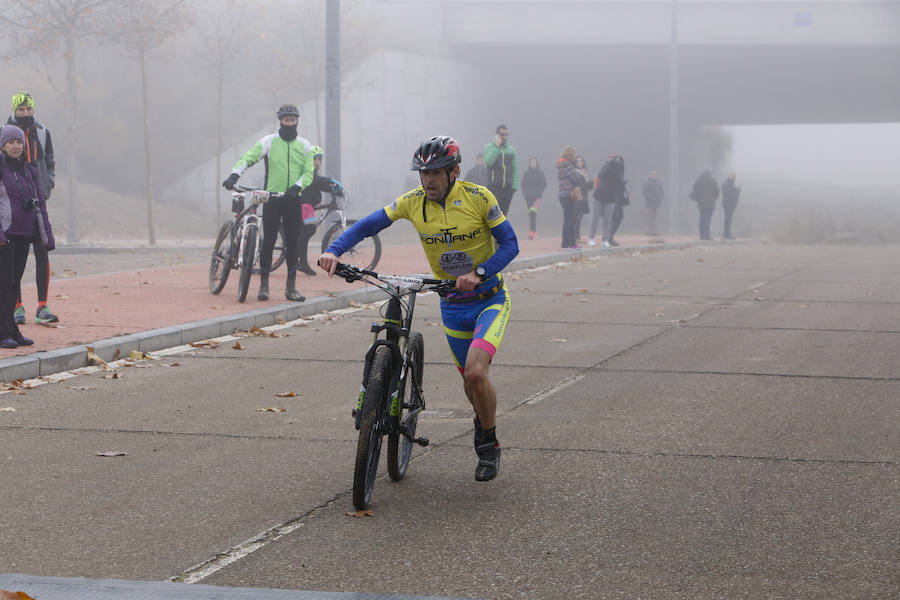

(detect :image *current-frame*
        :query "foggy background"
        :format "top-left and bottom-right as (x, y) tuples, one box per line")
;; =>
(0, 0), (898, 245)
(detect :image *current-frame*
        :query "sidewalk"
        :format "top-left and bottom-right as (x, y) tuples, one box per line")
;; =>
(0, 234), (705, 381)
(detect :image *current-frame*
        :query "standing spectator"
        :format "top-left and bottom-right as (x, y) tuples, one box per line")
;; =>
(574, 156), (591, 243)
(464, 153), (488, 186)
(519, 156), (546, 240)
(557, 146), (587, 249)
(296, 145), (343, 275)
(590, 153), (627, 247)
(7, 92), (57, 325)
(642, 169), (665, 236)
(721, 172), (741, 240)
(483, 124), (518, 215)
(0, 124), (55, 348)
(690, 167), (719, 240)
(222, 104), (315, 302)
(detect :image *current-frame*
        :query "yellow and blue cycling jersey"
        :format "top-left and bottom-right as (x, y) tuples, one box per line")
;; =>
(384, 180), (507, 280)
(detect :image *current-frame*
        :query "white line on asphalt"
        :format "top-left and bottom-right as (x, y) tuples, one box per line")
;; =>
(173, 520), (307, 584)
(524, 374), (585, 405)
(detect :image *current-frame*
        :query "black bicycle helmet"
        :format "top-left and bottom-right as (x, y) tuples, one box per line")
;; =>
(410, 136), (461, 171)
(276, 104), (300, 119)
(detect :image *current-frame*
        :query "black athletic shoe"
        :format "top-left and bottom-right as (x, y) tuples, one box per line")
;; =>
(475, 442), (501, 481)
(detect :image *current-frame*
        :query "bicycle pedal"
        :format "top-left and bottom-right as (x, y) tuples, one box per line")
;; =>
(413, 436), (429, 447)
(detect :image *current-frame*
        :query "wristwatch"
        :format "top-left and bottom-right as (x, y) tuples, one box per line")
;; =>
(474, 265), (487, 281)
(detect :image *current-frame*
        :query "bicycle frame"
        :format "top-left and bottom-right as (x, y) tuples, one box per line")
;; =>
(231, 187), (271, 270)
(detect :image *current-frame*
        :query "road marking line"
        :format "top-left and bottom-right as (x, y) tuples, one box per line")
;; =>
(524, 374), (585, 405)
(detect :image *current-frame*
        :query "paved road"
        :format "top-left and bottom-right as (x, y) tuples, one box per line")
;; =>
(1, 243), (898, 599)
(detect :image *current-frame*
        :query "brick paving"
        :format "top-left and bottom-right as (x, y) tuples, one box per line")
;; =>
(1, 234), (691, 359)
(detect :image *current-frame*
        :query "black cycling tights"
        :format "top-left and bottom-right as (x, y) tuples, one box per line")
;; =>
(260, 196), (300, 276)
(17, 242), (50, 305)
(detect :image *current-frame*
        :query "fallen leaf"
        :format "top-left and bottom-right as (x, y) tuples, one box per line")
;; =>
(697, 258), (704, 263)
(276, 317), (286, 325)
(551, 338), (567, 343)
(232, 341), (244, 350)
(112, 349), (121, 361)
(55, 293), (71, 300)
(268, 331), (287, 338)
(190, 340), (219, 348)
(86, 347), (108, 368)
(96, 451), (128, 457)
(257, 407), (287, 412)
(68, 386), (96, 391)
(0, 379), (31, 391)
(128, 350), (149, 360)
(345, 509), (374, 518)
(0, 591), (37, 600)
(210, 305), (224, 310)
(160, 362), (180, 367)
(274, 392), (296, 398)
(0, 407), (15, 412)
(102, 372), (123, 379)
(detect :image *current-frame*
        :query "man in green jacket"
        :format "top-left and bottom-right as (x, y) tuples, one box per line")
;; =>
(483, 124), (518, 216)
(223, 104), (315, 301)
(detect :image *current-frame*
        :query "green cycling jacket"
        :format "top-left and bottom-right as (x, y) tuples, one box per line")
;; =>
(232, 134), (315, 194)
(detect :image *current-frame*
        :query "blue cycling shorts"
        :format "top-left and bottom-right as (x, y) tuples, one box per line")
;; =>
(440, 283), (511, 374)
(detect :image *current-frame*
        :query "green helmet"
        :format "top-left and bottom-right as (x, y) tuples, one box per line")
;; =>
(311, 145), (324, 160)
(12, 92), (34, 110)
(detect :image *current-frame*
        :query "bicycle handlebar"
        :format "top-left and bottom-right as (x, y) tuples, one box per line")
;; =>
(332, 262), (455, 294)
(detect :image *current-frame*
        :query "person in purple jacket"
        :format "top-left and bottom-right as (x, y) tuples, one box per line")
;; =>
(0, 124), (55, 348)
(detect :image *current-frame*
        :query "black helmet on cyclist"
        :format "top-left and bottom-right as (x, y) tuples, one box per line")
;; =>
(410, 136), (461, 172)
(276, 104), (300, 119)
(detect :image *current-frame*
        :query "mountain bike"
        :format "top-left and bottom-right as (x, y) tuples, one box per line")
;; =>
(208, 186), (277, 302)
(271, 190), (381, 272)
(331, 262), (455, 510)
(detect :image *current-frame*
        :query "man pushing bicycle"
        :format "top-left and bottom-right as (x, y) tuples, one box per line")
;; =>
(319, 136), (519, 481)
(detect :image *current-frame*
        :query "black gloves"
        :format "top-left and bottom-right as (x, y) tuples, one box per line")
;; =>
(222, 173), (239, 190)
(283, 184), (302, 200)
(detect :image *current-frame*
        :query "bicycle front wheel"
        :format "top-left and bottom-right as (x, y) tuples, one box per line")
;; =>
(237, 224), (258, 303)
(209, 220), (233, 295)
(321, 220), (381, 271)
(388, 331), (424, 481)
(353, 344), (393, 510)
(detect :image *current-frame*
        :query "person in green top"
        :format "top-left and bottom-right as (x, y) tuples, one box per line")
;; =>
(483, 124), (518, 216)
(222, 104), (315, 302)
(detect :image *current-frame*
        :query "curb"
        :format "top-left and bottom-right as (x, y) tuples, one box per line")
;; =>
(0, 239), (760, 382)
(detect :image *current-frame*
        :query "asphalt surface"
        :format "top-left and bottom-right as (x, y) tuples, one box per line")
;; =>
(1, 243), (898, 600)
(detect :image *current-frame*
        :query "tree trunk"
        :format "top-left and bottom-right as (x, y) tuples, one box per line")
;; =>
(215, 65), (223, 225)
(64, 33), (80, 243)
(140, 44), (156, 245)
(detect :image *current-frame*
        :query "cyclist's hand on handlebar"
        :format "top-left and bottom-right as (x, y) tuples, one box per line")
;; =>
(222, 173), (239, 190)
(317, 252), (339, 277)
(455, 271), (480, 292)
(283, 184), (302, 200)
(328, 178), (343, 196)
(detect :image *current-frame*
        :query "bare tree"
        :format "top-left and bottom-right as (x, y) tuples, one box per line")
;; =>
(0, 0), (117, 243)
(104, 0), (191, 245)
(194, 0), (249, 225)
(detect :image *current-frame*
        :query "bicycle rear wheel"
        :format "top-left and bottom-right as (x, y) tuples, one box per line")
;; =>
(209, 221), (233, 294)
(237, 224), (258, 303)
(353, 344), (392, 510)
(321, 220), (381, 270)
(388, 331), (424, 481)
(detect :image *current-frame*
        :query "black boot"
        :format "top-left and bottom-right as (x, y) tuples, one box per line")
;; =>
(257, 271), (270, 301)
(285, 270), (305, 302)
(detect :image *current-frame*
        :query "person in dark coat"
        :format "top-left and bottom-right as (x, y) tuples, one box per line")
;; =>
(590, 153), (627, 247)
(690, 167), (719, 240)
(721, 172), (741, 239)
(0, 124), (55, 348)
(7, 92), (58, 325)
(519, 156), (546, 239)
(296, 145), (343, 275)
(574, 156), (591, 243)
(642, 170), (664, 236)
(464, 153), (488, 187)
(557, 146), (587, 249)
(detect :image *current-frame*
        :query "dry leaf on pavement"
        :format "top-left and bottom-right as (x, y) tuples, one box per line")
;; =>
(96, 451), (128, 457)
(232, 341), (244, 350)
(190, 340), (219, 349)
(276, 317), (286, 325)
(86, 347), (108, 368)
(0, 591), (37, 600)
(102, 372), (123, 379)
(0, 407), (16, 412)
(345, 509), (374, 518)
(257, 407), (287, 412)
(275, 392), (296, 398)
(68, 386), (96, 391)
